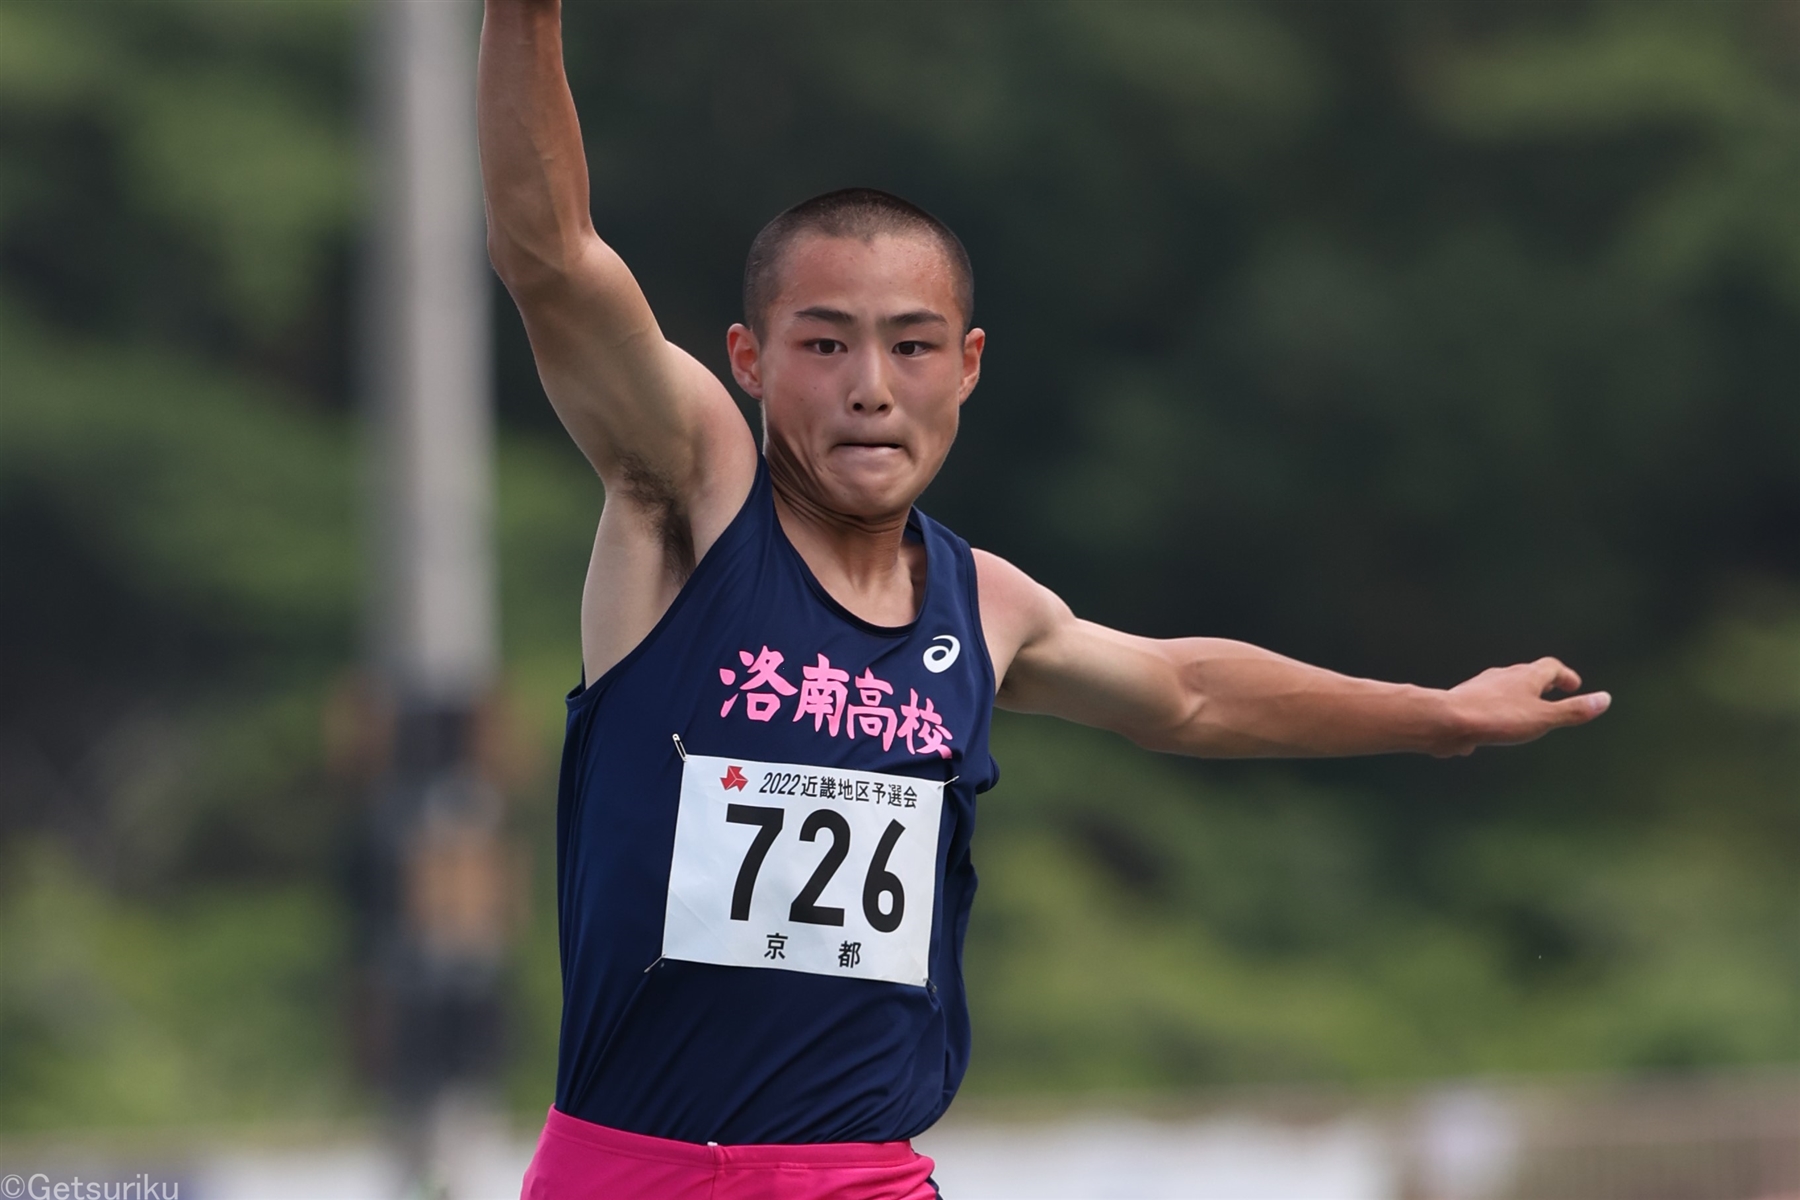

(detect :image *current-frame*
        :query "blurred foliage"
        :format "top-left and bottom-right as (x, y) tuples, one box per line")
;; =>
(0, 841), (346, 1128)
(2, 0), (1798, 1133)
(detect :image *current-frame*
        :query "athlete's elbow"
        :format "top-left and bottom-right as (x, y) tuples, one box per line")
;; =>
(1125, 693), (1213, 757)
(1127, 723), (1239, 759)
(1133, 692), (1295, 758)
(488, 228), (564, 296)
(487, 231), (516, 283)
(484, 202), (579, 280)
(1125, 725), (1190, 756)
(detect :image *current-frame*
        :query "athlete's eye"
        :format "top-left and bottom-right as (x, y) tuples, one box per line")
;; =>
(806, 339), (846, 355)
(894, 341), (929, 357)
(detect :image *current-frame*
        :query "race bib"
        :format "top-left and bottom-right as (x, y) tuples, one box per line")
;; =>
(662, 754), (945, 987)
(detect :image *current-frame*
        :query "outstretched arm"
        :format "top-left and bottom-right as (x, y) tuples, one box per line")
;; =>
(975, 551), (1610, 758)
(479, 0), (755, 677)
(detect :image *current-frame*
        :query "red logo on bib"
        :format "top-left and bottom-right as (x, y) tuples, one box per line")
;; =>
(721, 765), (748, 791)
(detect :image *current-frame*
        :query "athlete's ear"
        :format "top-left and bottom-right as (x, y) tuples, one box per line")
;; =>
(726, 323), (765, 401)
(957, 327), (985, 405)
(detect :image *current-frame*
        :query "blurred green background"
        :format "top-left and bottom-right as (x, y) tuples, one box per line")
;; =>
(2, 0), (1797, 1136)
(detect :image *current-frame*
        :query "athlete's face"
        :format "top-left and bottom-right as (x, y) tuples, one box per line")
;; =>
(726, 233), (984, 524)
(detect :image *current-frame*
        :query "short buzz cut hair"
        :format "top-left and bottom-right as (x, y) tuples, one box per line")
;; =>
(743, 187), (974, 337)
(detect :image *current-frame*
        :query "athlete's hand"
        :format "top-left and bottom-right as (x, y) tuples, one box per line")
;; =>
(1436, 657), (1609, 757)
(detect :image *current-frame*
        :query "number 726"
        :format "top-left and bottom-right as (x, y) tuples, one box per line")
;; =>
(725, 804), (906, 933)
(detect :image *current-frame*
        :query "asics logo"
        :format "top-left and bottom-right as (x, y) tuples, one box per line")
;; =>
(923, 634), (960, 673)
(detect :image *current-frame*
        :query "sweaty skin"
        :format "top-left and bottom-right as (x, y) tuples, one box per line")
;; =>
(477, 0), (1609, 759)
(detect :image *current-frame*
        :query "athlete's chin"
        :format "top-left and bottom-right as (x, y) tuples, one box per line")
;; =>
(831, 484), (917, 520)
(825, 462), (926, 517)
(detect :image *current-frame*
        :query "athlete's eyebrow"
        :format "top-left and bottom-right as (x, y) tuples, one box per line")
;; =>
(789, 306), (949, 329)
(881, 310), (949, 329)
(793, 306), (855, 326)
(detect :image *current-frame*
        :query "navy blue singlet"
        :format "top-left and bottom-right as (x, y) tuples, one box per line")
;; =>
(553, 458), (999, 1145)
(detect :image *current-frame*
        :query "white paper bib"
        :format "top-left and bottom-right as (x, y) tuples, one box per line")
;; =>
(662, 754), (946, 987)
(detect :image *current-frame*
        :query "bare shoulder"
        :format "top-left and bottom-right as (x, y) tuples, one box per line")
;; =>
(595, 345), (755, 571)
(657, 345), (759, 547)
(972, 547), (1072, 693)
(579, 345), (757, 683)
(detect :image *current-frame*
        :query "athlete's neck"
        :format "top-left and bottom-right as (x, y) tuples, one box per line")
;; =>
(768, 451), (926, 628)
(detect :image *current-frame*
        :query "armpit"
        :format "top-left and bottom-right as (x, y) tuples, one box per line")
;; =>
(616, 451), (697, 582)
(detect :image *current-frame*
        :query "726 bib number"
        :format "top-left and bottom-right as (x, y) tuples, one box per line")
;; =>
(662, 755), (945, 986)
(727, 805), (906, 931)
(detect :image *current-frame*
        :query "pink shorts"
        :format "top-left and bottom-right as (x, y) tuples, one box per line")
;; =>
(519, 1105), (940, 1200)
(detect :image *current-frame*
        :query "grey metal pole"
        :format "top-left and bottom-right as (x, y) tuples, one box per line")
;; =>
(364, 0), (508, 1193)
(371, 1), (494, 688)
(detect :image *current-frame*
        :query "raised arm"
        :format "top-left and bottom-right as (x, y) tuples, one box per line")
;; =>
(975, 551), (1610, 758)
(478, 0), (756, 677)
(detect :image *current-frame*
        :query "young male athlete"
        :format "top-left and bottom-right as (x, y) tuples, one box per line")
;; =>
(479, 3), (1611, 1196)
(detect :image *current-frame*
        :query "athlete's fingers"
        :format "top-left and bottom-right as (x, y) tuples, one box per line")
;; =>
(1533, 656), (1580, 695)
(1549, 690), (1610, 726)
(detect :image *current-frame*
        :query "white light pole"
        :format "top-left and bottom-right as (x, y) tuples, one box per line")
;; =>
(370, 1), (494, 694)
(365, 0), (508, 1193)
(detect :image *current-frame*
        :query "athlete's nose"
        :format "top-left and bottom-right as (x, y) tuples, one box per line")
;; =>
(845, 343), (893, 414)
